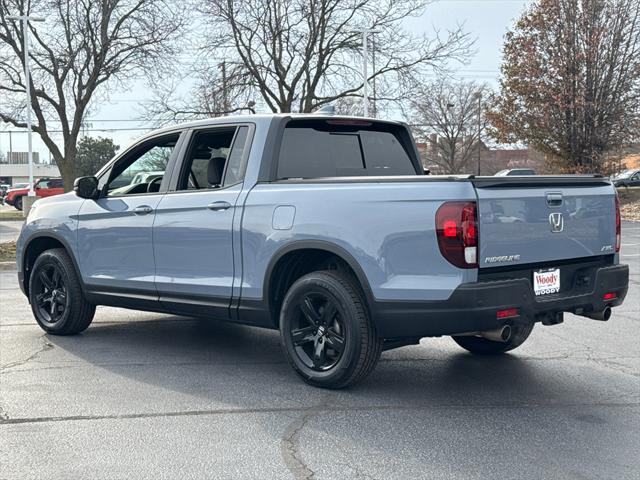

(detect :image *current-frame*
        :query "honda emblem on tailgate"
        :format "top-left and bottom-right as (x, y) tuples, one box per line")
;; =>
(549, 212), (564, 232)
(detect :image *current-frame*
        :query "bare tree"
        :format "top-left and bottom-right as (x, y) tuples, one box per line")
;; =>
(145, 61), (257, 123)
(487, 0), (640, 172)
(411, 78), (492, 174)
(158, 0), (472, 118)
(0, 0), (182, 189)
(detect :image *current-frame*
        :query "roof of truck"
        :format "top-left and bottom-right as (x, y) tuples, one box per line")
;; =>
(147, 113), (404, 137)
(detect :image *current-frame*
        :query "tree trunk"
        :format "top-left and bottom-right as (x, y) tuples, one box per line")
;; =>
(57, 156), (77, 192)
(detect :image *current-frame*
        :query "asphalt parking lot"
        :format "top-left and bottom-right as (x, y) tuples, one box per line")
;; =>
(1, 223), (639, 480)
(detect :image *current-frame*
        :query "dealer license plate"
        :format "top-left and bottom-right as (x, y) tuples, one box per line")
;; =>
(533, 268), (560, 296)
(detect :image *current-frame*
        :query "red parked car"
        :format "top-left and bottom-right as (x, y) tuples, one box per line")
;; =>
(4, 178), (64, 211)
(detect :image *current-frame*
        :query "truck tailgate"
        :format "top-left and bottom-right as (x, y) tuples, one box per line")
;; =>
(473, 177), (617, 269)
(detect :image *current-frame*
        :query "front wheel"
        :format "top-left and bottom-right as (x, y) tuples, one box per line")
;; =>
(279, 271), (383, 389)
(451, 323), (534, 355)
(14, 196), (23, 211)
(28, 248), (96, 335)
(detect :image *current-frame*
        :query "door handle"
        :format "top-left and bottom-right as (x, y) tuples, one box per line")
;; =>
(133, 205), (153, 215)
(208, 201), (231, 211)
(546, 193), (563, 207)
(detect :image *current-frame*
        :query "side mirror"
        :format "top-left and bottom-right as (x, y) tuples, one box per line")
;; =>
(74, 176), (99, 200)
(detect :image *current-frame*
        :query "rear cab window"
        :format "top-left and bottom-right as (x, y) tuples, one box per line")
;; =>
(277, 119), (419, 179)
(176, 125), (251, 191)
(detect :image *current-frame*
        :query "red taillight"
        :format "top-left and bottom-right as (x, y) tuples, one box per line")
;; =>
(615, 194), (621, 252)
(603, 292), (617, 301)
(443, 220), (458, 238)
(435, 201), (478, 268)
(497, 308), (519, 319)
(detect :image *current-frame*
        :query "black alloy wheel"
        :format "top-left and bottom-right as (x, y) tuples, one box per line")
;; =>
(290, 291), (346, 371)
(28, 248), (96, 335)
(280, 270), (383, 389)
(33, 263), (68, 325)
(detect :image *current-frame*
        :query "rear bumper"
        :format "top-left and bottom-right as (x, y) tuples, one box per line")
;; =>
(372, 264), (629, 338)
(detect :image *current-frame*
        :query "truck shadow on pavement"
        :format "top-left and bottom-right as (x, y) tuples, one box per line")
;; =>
(43, 314), (609, 410)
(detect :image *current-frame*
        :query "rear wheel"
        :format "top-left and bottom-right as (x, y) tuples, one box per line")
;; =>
(451, 323), (534, 355)
(28, 248), (95, 335)
(280, 271), (382, 389)
(14, 196), (23, 211)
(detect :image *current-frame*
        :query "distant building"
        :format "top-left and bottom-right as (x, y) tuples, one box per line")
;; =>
(0, 151), (59, 185)
(4, 151), (40, 164)
(480, 145), (546, 175)
(415, 137), (545, 175)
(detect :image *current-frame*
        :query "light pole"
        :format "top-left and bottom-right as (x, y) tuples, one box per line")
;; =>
(356, 29), (379, 117)
(474, 91), (482, 176)
(362, 30), (369, 117)
(7, 14), (45, 197)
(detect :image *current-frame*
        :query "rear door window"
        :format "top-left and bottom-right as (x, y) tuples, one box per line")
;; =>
(277, 121), (416, 179)
(177, 125), (251, 191)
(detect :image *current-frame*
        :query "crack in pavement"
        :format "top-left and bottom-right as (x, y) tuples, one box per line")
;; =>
(2, 401), (638, 426)
(0, 335), (53, 371)
(0, 358), (290, 375)
(4, 350), (639, 375)
(336, 461), (381, 480)
(588, 357), (640, 378)
(541, 330), (640, 378)
(280, 394), (332, 480)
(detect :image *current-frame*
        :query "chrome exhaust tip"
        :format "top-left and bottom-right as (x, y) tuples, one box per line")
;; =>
(457, 325), (512, 343)
(480, 325), (512, 343)
(584, 306), (612, 321)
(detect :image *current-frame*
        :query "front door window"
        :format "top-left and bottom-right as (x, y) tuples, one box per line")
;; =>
(105, 134), (179, 196)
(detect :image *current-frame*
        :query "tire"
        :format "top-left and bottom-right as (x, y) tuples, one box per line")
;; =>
(28, 248), (96, 335)
(451, 323), (534, 355)
(14, 196), (23, 211)
(279, 270), (383, 389)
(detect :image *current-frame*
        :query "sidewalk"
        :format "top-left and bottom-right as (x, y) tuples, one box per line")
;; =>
(0, 219), (23, 243)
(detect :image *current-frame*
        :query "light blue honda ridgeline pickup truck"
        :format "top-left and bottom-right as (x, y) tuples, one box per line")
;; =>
(16, 114), (629, 388)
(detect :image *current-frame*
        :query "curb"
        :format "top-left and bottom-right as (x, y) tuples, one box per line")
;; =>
(0, 261), (17, 270)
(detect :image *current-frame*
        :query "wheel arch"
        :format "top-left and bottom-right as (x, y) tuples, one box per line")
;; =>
(263, 240), (375, 326)
(21, 233), (84, 297)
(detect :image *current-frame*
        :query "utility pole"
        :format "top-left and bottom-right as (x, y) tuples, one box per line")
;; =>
(8, 131), (12, 163)
(358, 29), (379, 118)
(7, 14), (45, 196)
(362, 30), (368, 117)
(474, 91), (483, 176)
(371, 35), (377, 118)
(218, 61), (228, 113)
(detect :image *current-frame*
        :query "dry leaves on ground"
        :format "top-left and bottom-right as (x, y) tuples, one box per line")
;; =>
(621, 201), (640, 222)
(0, 241), (16, 262)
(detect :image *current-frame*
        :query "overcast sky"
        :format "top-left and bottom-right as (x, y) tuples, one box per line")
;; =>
(0, 0), (532, 161)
